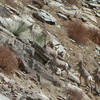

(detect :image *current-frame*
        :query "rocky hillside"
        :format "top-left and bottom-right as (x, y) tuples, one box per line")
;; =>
(0, 0), (100, 100)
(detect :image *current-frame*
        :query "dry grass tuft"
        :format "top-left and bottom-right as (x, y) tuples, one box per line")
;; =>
(66, 20), (100, 46)
(89, 28), (100, 45)
(0, 46), (19, 75)
(66, 20), (90, 45)
(4, 0), (17, 8)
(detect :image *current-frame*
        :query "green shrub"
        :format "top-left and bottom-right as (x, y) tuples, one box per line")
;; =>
(6, 20), (27, 36)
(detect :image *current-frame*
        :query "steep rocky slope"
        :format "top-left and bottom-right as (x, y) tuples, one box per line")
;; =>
(0, 0), (100, 100)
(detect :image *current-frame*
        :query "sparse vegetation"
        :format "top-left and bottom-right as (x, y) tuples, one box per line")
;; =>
(12, 21), (27, 36)
(36, 33), (46, 45)
(6, 20), (27, 36)
(66, 20), (100, 45)
(89, 28), (100, 45)
(67, 20), (90, 45)
(4, 0), (17, 8)
(0, 46), (19, 75)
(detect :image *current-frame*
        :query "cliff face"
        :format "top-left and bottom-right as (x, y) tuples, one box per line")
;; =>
(0, 0), (100, 100)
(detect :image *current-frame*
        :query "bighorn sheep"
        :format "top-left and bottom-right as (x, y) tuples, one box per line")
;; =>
(45, 46), (58, 58)
(44, 41), (58, 58)
(55, 58), (70, 72)
(66, 83), (91, 100)
(77, 61), (93, 84)
(77, 61), (93, 92)
(44, 42), (70, 73)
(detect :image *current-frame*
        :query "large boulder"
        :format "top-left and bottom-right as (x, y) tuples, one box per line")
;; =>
(0, 94), (10, 100)
(33, 9), (56, 24)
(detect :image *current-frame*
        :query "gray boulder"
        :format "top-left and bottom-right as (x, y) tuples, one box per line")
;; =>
(88, 3), (100, 8)
(0, 94), (10, 100)
(33, 10), (56, 24)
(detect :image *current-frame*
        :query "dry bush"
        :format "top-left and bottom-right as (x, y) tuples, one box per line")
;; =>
(66, 20), (90, 45)
(4, 0), (17, 8)
(0, 46), (19, 75)
(66, 20), (100, 46)
(89, 28), (100, 45)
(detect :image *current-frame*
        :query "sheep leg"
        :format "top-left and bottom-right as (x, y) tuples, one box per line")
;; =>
(89, 81), (93, 93)
(66, 68), (69, 76)
(79, 75), (82, 86)
(94, 83), (100, 94)
(46, 59), (52, 65)
(96, 84), (100, 93)
(79, 75), (86, 87)
(99, 85), (100, 93)
(84, 79), (92, 93)
(95, 83), (97, 92)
